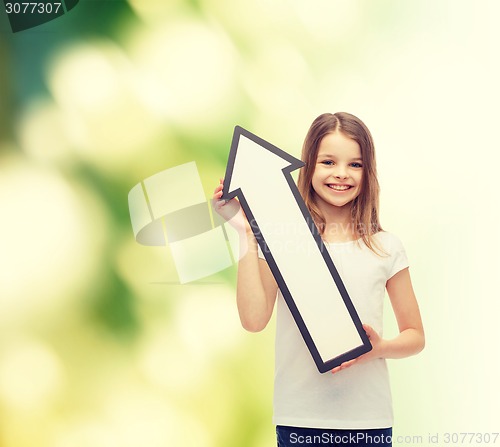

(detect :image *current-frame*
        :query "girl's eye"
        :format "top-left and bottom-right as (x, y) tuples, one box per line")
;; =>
(319, 160), (362, 167)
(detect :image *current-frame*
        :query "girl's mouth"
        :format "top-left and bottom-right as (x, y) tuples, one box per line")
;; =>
(327, 184), (353, 191)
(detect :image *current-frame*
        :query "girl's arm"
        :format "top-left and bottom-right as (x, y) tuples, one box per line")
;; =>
(213, 181), (278, 332)
(332, 267), (424, 373)
(380, 267), (425, 358)
(235, 230), (278, 332)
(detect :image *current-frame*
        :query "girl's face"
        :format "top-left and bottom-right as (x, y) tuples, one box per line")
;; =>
(311, 131), (363, 210)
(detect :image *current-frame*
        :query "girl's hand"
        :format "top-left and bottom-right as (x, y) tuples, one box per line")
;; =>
(212, 179), (251, 234)
(330, 324), (386, 375)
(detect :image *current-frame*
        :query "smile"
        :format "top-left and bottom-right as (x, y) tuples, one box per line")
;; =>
(327, 184), (353, 191)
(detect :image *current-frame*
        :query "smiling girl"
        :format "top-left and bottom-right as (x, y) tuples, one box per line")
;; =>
(213, 112), (424, 447)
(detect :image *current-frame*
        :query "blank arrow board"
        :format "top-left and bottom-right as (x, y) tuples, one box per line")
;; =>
(222, 126), (372, 373)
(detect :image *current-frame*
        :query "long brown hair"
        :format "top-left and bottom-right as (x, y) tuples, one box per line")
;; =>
(297, 112), (384, 254)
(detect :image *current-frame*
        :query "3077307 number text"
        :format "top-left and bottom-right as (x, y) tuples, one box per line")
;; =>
(4, 2), (62, 14)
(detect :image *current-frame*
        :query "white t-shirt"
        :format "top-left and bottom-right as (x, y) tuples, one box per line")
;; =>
(258, 231), (409, 430)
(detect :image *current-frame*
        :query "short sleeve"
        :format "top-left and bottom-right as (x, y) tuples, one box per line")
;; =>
(387, 234), (409, 279)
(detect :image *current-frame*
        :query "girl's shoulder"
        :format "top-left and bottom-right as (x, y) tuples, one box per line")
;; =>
(372, 231), (409, 272)
(370, 230), (407, 256)
(373, 230), (405, 246)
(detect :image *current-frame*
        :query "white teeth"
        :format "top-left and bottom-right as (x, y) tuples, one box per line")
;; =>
(328, 184), (351, 191)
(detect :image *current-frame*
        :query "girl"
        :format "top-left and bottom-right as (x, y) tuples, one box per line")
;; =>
(213, 112), (424, 447)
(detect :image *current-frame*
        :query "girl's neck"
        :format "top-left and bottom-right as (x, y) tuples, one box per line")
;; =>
(318, 203), (357, 243)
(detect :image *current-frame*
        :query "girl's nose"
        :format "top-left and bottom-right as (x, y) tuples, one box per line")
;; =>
(333, 167), (348, 179)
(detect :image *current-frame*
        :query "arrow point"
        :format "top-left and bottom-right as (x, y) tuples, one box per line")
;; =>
(223, 126), (304, 199)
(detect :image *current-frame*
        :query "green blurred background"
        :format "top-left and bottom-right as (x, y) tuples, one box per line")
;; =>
(1, 1), (499, 446)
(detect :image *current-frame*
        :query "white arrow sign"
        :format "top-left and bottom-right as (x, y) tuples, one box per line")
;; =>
(222, 126), (371, 373)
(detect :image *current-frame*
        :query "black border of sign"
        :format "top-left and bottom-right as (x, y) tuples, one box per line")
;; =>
(222, 126), (372, 373)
